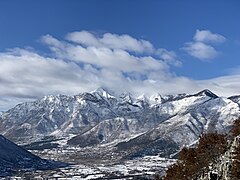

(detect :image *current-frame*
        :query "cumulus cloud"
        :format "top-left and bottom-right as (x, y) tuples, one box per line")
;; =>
(183, 29), (226, 60)
(65, 31), (181, 66)
(194, 29), (226, 43)
(65, 31), (154, 53)
(42, 35), (166, 73)
(183, 42), (218, 60)
(0, 49), (95, 97)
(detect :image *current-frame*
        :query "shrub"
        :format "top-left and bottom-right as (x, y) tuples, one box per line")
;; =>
(231, 119), (240, 137)
(164, 133), (227, 180)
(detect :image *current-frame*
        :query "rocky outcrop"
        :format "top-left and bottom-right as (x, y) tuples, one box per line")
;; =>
(198, 136), (240, 180)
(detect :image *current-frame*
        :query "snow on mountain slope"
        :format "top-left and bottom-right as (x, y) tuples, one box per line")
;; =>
(68, 90), (216, 147)
(68, 117), (142, 147)
(0, 89), (119, 142)
(115, 96), (240, 159)
(0, 88), (240, 159)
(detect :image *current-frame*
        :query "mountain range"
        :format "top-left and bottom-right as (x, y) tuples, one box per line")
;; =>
(1, 88), (240, 160)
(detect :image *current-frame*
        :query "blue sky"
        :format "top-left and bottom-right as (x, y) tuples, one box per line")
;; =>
(0, 0), (240, 110)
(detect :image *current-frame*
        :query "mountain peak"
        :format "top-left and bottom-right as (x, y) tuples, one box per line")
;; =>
(92, 87), (108, 93)
(228, 95), (240, 104)
(91, 87), (116, 99)
(195, 89), (218, 98)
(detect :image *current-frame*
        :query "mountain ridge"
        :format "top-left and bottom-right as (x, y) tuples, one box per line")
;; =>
(0, 89), (239, 160)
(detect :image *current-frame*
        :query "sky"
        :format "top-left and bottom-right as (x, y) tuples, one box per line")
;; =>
(0, 0), (240, 110)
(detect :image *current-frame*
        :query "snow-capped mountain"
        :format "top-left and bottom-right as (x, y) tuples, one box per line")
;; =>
(0, 134), (65, 177)
(116, 96), (240, 158)
(0, 89), (240, 159)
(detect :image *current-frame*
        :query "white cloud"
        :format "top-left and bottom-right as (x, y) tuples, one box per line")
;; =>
(183, 29), (226, 60)
(194, 29), (226, 43)
(45, 32), (182, 68)
(183, 42), (218, 60)
(42, 35), (167, 73)
(156, 48), (182, 66)
(66, 31), (154, 53)
(0, 49), (94, 97)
